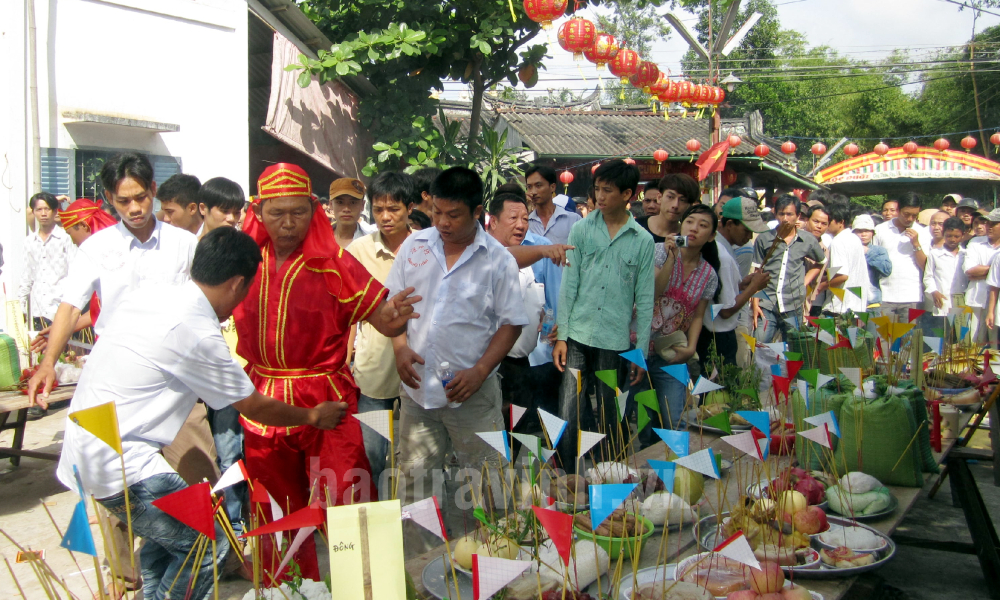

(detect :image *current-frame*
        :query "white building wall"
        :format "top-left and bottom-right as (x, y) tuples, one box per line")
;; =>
(0, 0), (249, 320)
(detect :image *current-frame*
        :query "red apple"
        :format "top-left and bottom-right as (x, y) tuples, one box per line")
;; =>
(792, 506), (828, 535)
(793, 477), (826, 505)
(782, 584), (813, 600)
(749, 560), (785, 594)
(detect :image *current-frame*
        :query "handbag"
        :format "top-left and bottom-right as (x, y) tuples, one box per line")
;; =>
(653, 331), (696, 363)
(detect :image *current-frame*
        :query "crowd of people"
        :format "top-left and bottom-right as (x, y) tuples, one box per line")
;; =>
(14, 152), (1000, 598)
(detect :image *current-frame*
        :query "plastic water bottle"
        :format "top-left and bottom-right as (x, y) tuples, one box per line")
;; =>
(439, 362), (461, 409)
(540, 309), (556, 343)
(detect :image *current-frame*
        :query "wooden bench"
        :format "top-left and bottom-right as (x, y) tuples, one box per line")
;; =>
(0, 386), (74, 466)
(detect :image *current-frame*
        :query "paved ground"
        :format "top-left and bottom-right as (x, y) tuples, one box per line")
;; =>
(1, 404), (997, 599)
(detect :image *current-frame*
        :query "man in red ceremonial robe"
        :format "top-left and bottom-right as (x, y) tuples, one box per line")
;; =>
(58, 199), (118, 328)
(234, 163), (419, 583)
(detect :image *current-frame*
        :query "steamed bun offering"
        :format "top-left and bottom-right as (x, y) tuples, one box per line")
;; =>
(819, 525), (886, 551)
(641, 492), (695, 526)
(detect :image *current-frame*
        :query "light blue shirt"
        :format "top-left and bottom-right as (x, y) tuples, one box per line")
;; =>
(385, 225), (528, 408)
(528, 204), (581, 246)
(522, 231), (562, 366)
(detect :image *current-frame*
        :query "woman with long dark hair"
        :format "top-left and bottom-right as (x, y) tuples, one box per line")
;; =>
(639, 203), (720, 435)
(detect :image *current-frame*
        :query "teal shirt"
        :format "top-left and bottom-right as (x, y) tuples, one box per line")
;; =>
(557, 210), (655, 357)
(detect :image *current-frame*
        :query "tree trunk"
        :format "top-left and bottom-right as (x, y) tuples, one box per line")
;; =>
(468, 61), (485, 154)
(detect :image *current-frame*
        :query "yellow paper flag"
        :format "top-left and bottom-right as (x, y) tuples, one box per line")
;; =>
(69, 402), (122, 454)
(876, 321), (915, 342)
(740, 332), (757, 352)
(328, 500), (405, 600)
(829, 287), (846, 300)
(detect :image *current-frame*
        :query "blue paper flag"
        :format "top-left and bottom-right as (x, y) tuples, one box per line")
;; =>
(588, 483), (639, 532)
(890, 337), (902, 353)
(961, 326), (970, 340)
(653, 428), (690, 457)
(770, 364), (783, 376)
(72, 464), (86, 500)
(646, 459), (676, 493)
(660, 364), (690, 386)
(60, 500), (97, 556)
(735, 411), (771, 438)
(619, 348), (648, 372)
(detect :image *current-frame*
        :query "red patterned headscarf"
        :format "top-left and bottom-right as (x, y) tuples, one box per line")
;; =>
(59, 199), (117, 232)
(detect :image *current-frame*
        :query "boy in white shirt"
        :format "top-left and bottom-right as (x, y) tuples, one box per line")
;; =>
(925, 217), (969, 318)
(821, 205), (869, 315)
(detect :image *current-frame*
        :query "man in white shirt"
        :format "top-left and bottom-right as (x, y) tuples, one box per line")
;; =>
(873, 192), (930, 322)
(157, 173), (204, 236)
(963, 208), (1000, 345)
(702, 197), (770, 369)
(822, 205), (869, 315)
(53, 228), (350, 600)
(387, 167), (526, 532)
(925, 216), (969, 318)
(18, 192), (76, 329)
(526, 164), (581, 245)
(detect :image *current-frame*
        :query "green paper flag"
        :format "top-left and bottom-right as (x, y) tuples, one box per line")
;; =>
(932, 328), (945, 338)
(637, 405), (651, 432)
(816, 318), (837, 337)
(595, 369), (618, 391)
(856, 312), (869, 325)
(847, 287), (864, 299)
(714, 452), (724, 474)
(783, 351), (803, 361)
(736, 387), (759, 402)
(473, 506), (489, 527)
(799, 368), (820, 388)
(634, 389), (660, 414)
(703, 411), (732, 434)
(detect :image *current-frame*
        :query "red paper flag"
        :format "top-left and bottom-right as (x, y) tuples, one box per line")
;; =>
(786, 360), (803, 381)
(242, 505), (325, 538)
(828, 335), (852, 350)
(531, 506), (574, 566)
(874, 338), (884, 360)
(908, 308), (926, 322)
(250, 479), (270, 504)
(772, 375), (791, 401)
(695, 141), (730, 181)
(151, 482), (215, 540)
(805, 316), (820, 328)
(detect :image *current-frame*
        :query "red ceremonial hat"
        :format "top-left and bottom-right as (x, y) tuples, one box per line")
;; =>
(257, 163), (312, 200)
(59, 199), (118, 232)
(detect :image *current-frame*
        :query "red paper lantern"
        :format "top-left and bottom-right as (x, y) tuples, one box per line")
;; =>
(609, 48), (640, 83)
(873, 142), (890, 156)
(934, 138), (950, 152)
(631, 61), (659, 93)
(810, 142), (827, 156)
(728, 135), (742, 148)
(781, 141), (797, 154)
(648, 74), (670, 101)
(686, 139), (702, 153)
(624, 157), (636, 165)
(722, 167), (738, 187)
(659, 79), (680, 103)
(557, 17), (597, 61)
(991, 132), (1000, 147)
(523, 0), (567, 29)
(843, 143), (860, 157)
(584, 32), (618, 69)
(707, 86), (725, 105)
(676, 80), (695, 103)
(653, 148), (669, 163)
(558, 170), (574, 185)
(961, 135), (978, 151)
(903, 141), (919, 154)
(754, 144), (770, 158)
(697, 85), (712, 104)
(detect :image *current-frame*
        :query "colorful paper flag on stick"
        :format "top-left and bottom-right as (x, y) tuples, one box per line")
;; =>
(269, 491), (286, 547)
(829, 287), (846, 301)
(816, 373), (834, 388)
(588, 484), (638, 531)
(710, 304), (726, 319)
(735, 411), (770, 437)
(277, 525), (317, 575)
(540, 448), (557, 463)
(60, 500), (97, 556)
(68, 402), (122, 454)
(714, 532), (761, 571)
(653, 429), (690, 457)
(355, 410), (393, 443)
(616, 388), (630, 422)
(721, 431), (764, 461)
(848, 287), (864, 300)
(804, 410), (841, 438)
(856, 311), (870, 324)
(509, 404), (527, 430)
(772, 375), (791, 400)
(538, 409), (567, 447)
(692, 376), (724, 395)
(595, 369), (618, 391)
(783, 351), (802, 361)
(660, 363), (690, 385)
(847, 327), (859, 349)
(531, 506), (574, 566)
(243, 504), (325, 537)
(634, 389), (659, 414)
(567, 367), (582, 395)
(703, 411), (732, 434)
(646, 460), (676, 493)
(511, 433), (543, 461)
(799, 423), (833, 449)
(578, 431), (606, 458)
(828, 335), (852, 350)
(923, 336), (944, 355)
(816, 318), (836, 337)
(817, 330), (836, 346)
(797, 379), (810, 410)
(250, 479), (270, 504)
(839, 367), (862, 391)
(786, 360), (803, 381)
(673, 448), (721, 479)
(908, 308), (926, 322)
(472, 555), (532, 600)
(741, 332), (757, 352)
(151, 481), (215, 540)
(619, 348), (647, 372)
(400, 497), (446, 541)
(637, 404), (651, 432)
(736, 387), (759, 403)
(212, 460), (249, 493)
(476, 431), (511, 462)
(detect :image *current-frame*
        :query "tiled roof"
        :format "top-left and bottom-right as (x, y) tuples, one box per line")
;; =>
(495, 109), (767, 159)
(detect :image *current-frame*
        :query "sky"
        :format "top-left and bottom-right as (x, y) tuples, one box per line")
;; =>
(440, 0), (1000, 101)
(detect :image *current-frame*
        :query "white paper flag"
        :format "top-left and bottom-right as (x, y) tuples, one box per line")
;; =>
(721, 431), (764, 461)
(540, 448), (557, 463)
(839, 367), (862, 390)
(510, 404), (527, 429)
(923, 336), (943, 355)
(577, 431), (606, 459)
(616, 389), (630, 422)
(476, 431), (511, 462)
(764, 342), (788, 354)
(691, 376), (725, 395)
(816, 373), (834, 388)
(269, 492), (284, 549)
(511, 433), (543, 460)
(848, 327), (859, 349)
(714, 532), (761, 571)
(804, 411), (841, 438)
(798, 424), (832, 449)
(818, 330), (836, 346)
(277, 526), (316, 575)
(472, 555), (532, 600)
(400, 497), (446, 541)
(673, 448), (721, 479)
(211, 460), (248, 493)
(538, 408), (568, 446)
(796, 379), (810, 408)
(710, 304), (725, 319)
(355, 410), (393, 443)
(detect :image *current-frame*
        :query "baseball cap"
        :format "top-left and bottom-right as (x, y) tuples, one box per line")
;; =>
(958, 198), (980, 210)
(852, 214), (876, 231)
(987, 208), (1000, 222)
(329, 178), (366, 200)
(721, 197), (769, 233)
(942, 193), (961, 205)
